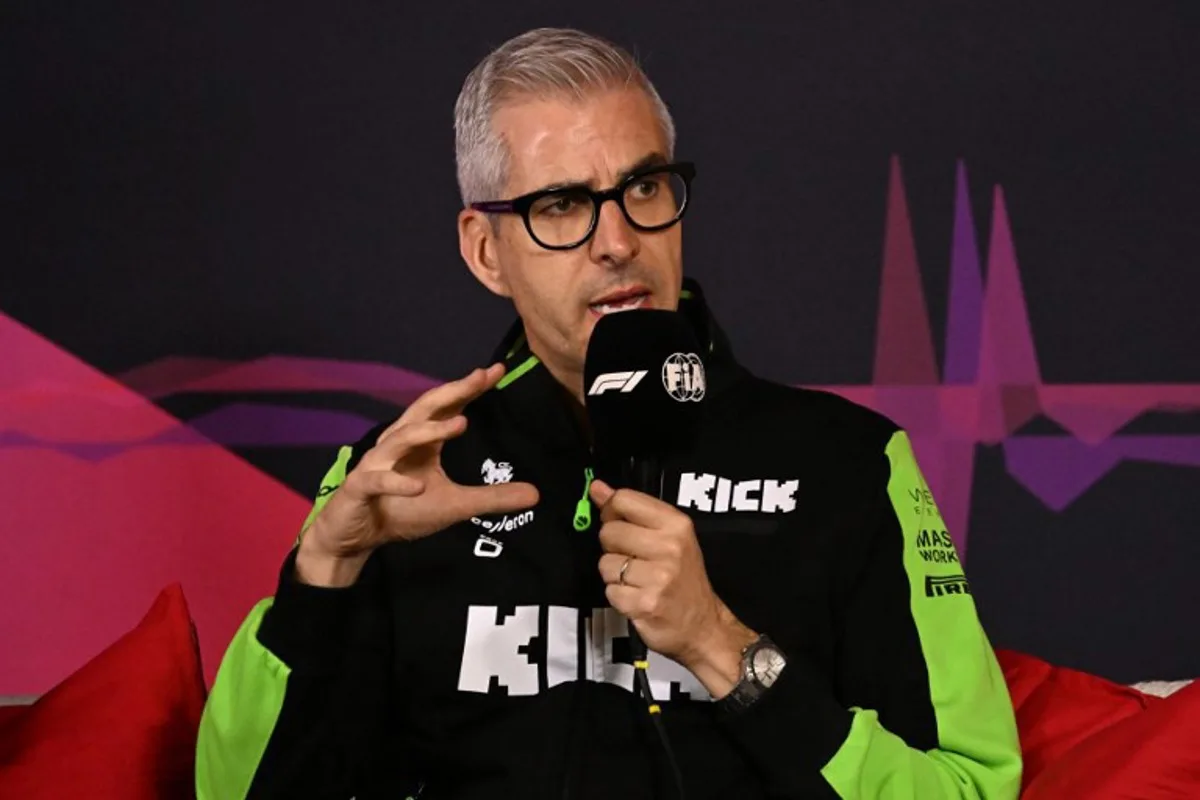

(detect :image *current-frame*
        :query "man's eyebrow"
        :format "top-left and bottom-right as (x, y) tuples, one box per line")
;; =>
(526, 152), (670, 195)
(614, 152), (669, 184)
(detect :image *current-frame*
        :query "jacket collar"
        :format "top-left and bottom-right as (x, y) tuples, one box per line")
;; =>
(487, 278), (744, 453)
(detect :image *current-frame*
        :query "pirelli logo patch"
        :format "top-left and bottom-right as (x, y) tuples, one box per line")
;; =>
(925, 574), (971, 598)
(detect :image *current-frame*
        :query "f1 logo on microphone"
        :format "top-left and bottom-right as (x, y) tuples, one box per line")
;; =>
(587, 370), (649, 395)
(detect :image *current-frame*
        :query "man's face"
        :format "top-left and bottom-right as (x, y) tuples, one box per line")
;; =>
(460, 87), (684, 381)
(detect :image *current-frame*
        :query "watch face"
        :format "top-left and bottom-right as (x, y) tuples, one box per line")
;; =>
(751, 646), (786, 687)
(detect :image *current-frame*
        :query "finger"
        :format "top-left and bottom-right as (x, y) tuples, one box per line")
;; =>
(598, 552), (626, 584)
(597, 520), (668, 560)
(598, 553), (655, 587)
(594, 484), (679, 527)
(450, 481), (540, 519)
(367, 416), (467, 466)
(400, 363), (506, 425)
(604, 584), (647, 618)
(375, 371), (476, 443)
(592, 480), (630, 525)
(344, 469), (425, 500)
(590, 478), (616, 507)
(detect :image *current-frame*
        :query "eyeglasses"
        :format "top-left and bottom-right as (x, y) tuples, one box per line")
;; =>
(470, 161), (695, 250)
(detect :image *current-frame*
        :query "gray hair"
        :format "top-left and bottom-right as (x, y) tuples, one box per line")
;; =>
(454, 27), (676, 206)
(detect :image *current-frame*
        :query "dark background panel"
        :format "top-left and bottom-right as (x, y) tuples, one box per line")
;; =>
(968, 447), (1200, 683)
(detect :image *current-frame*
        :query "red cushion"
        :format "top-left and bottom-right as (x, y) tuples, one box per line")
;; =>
(0, 584), (207, 799)
(995, 649), (1159, 790)
(0, 705), (27, 730)
(1023, 679), (1200, 798)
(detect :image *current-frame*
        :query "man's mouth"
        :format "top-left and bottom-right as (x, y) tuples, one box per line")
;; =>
(588, 286), (651, 316)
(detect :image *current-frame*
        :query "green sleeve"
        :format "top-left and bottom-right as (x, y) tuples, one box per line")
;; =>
(820, 431), (1023, 798)
(297, 444), (354, 543)
(195, 600), (288, 799)
(195, 444), (353, 798)
(195, 431), (414, 798)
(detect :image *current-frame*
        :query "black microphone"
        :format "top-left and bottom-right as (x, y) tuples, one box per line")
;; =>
(583, 309), (708, 663)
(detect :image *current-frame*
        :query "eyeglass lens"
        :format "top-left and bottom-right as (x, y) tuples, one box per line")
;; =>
(527, 169), (688, 248)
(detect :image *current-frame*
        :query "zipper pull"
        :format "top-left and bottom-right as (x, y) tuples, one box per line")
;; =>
(573, 467), (595, 531)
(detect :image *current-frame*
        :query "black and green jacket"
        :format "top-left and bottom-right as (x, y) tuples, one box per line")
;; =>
(196, 280), (1022, 799)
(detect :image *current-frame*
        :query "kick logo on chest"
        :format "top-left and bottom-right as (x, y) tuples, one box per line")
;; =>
(456, 605), (710, 701)
(675, 472), (799, 514)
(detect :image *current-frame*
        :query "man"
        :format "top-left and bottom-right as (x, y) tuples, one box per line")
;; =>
(196, 27), (1022, 800)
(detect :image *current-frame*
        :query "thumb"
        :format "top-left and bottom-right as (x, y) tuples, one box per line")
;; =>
(458, 481), (540, 519)
(589, 478), (616, 507)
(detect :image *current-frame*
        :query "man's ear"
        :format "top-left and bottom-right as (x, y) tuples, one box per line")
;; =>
(459, 208), (511, 298)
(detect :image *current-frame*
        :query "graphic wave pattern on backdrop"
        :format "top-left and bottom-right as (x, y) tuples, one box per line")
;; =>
(2, 158), (1197, 695)
(826, 159), (1200, 552)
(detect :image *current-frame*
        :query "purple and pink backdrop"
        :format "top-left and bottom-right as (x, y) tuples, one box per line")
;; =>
(2, 2), (1197, 694)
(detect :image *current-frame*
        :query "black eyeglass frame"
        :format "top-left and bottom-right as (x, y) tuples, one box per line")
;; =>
(469, 161), (696, 251)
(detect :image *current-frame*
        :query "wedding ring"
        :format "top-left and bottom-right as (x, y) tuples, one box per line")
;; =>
(618, 557), (632, 586)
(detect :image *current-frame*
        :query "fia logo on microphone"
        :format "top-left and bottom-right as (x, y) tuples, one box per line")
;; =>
(662, 353), (705, 402)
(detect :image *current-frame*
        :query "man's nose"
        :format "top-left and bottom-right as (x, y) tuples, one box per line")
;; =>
(588, 198), (640, 267)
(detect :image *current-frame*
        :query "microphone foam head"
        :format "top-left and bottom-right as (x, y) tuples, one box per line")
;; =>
(583, 309), (707, 459)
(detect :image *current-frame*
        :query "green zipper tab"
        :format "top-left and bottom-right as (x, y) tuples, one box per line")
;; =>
(573, 468), (595, 531)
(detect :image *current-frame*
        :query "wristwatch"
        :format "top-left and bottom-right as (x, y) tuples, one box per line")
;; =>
(717, 634), (787, 714)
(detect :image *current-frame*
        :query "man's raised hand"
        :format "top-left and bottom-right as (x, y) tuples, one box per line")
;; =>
(296, 363), (539, 586)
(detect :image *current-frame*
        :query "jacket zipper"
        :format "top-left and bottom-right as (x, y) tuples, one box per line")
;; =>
(563, 466), (597, 800)
(573, 467), (595, 531)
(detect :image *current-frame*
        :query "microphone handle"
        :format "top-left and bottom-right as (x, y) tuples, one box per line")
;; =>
(620, 455), (662, 665)
(616, 454), (689, 800)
